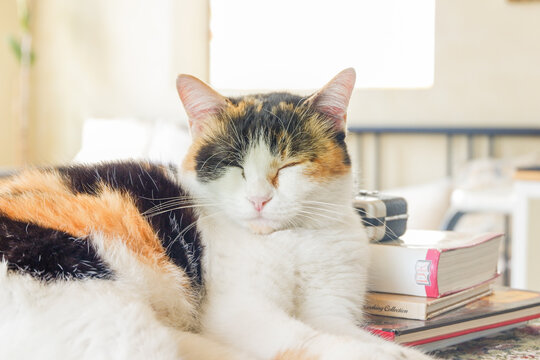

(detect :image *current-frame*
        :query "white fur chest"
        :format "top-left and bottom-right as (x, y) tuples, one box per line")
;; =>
(199, 210), (369, 317)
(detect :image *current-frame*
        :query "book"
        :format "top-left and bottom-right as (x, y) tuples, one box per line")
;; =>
(364, 281), (493, 320)
(368, 230), (502, 297)
(364, 287), (540, 351)
(415, 320), (530, 352)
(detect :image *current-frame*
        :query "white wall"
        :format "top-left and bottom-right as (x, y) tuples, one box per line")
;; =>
(0, 1), (21, 167)
(348, 0), (540, 189)
(12, 0), (209, 165)
(349, 0), (540, 126)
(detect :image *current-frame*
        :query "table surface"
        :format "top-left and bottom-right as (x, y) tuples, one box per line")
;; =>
(431, 319), (540, 359)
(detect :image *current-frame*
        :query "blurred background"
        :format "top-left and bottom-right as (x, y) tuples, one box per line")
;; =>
(1, 0), (540, 289)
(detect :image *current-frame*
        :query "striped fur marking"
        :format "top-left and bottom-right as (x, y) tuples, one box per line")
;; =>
(0, 216), (112, 281)
(0, 170), (167, 268)
(0, 162), (202, 287)
(57, 162), (203, 287)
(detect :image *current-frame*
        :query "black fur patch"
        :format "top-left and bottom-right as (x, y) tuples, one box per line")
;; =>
(57, 162), (203, 287)
(195, 93), (350, 182)
(0, 216), (113, 281)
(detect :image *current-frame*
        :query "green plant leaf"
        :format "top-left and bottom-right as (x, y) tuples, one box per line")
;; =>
(17, 0), (31, 32)
(8, 36), (22, 62)
(7, 35), (36, 65)
(20, 9), (30, 32)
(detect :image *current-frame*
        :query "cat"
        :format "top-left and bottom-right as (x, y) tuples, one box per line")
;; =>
(0, 69), (433, 360)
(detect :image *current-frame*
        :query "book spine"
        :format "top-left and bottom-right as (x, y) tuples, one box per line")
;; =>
(364, 297), (428, 320)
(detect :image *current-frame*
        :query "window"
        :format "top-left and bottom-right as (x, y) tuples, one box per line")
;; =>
(210, 0), (435, 89)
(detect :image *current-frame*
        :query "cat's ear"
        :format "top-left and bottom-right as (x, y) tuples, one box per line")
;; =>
(307, 68), (356, 131)
(176, 74), (228, 137)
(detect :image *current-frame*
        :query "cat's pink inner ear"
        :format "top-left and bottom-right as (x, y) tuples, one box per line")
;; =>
(176, 74), (228, 136)
(310, 68), (356, 130)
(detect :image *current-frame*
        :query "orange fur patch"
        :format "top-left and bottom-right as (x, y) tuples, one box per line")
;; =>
(274, 349), (318, 360)
(267, 158), (281, 188)
(0, 170), (171, 268)
(225, 100), (248, 119)
(277, 101), (295, 112)
(182, 137), (204, 172)
(303, 139), (350, 181)
(222, 97), (264, 120)
(268, 171), (279, 188)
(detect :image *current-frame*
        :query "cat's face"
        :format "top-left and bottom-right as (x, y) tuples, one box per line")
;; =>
(177, 69), (356, 234)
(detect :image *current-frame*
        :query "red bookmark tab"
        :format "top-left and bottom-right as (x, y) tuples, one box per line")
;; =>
(424, 249), (441, 298)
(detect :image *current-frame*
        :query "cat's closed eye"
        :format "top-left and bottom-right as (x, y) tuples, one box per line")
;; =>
(277, 161), (302, 175)
(267, 161), (304, 186)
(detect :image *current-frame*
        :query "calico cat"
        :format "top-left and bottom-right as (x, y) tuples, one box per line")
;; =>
(0, 69), (432, 360)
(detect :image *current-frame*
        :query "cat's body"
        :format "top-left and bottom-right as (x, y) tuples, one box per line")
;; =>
(0, 162), (219, 359)
(0, 69), (432, 360)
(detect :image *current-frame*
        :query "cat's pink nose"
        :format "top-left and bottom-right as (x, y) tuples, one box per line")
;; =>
(248, 196), (272, 212)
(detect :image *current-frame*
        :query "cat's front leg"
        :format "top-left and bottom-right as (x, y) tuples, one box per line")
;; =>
(296, 292), (434, 359)
(201, 295), (320, 360)
(299, 315), (435, 360)
(305, 335), (435, 360)
(201, 295), (434, 360)
(176, 331), (258, 360)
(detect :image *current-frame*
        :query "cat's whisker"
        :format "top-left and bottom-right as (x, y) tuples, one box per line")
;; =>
(297, 209), (348, 225)
(294, 212), (327, 228)
(144, 203), (220, 217)
(227, 122), (245, 154)
(286, 214), (305, 230)
(142, 196), (216, 213)
(210, 155), (238, 175)
(142, 198), (202, 213)
(144, 202), (218, 216)
(222, 111), (248, 156)
(140, 195), (196, 201)
(221, 112), (243, 151)
(198, 149), (236, 173)
(300, 200), (400, 240)
(174, 210), (224, 244)
(300, 204), (347, 217)
(164, 208), (226, 255)
(144, 198), (197, 209)
(300, 200), (353, 210)
(219, 136), (242, 157)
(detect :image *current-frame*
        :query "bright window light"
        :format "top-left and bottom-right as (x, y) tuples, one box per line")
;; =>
(210, 0), (435, 89)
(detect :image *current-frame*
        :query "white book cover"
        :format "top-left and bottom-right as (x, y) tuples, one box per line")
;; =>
(368, 230), (502, 297)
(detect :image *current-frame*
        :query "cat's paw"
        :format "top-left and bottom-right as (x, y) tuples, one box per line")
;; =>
(177, 331), (259, 360)
(366, 343), (435, 360)
(306, 335), (435, 360)
(273, 349), (318, 360)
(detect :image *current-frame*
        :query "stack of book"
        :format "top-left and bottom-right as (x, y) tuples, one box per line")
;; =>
(364, 230), (540, 351)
